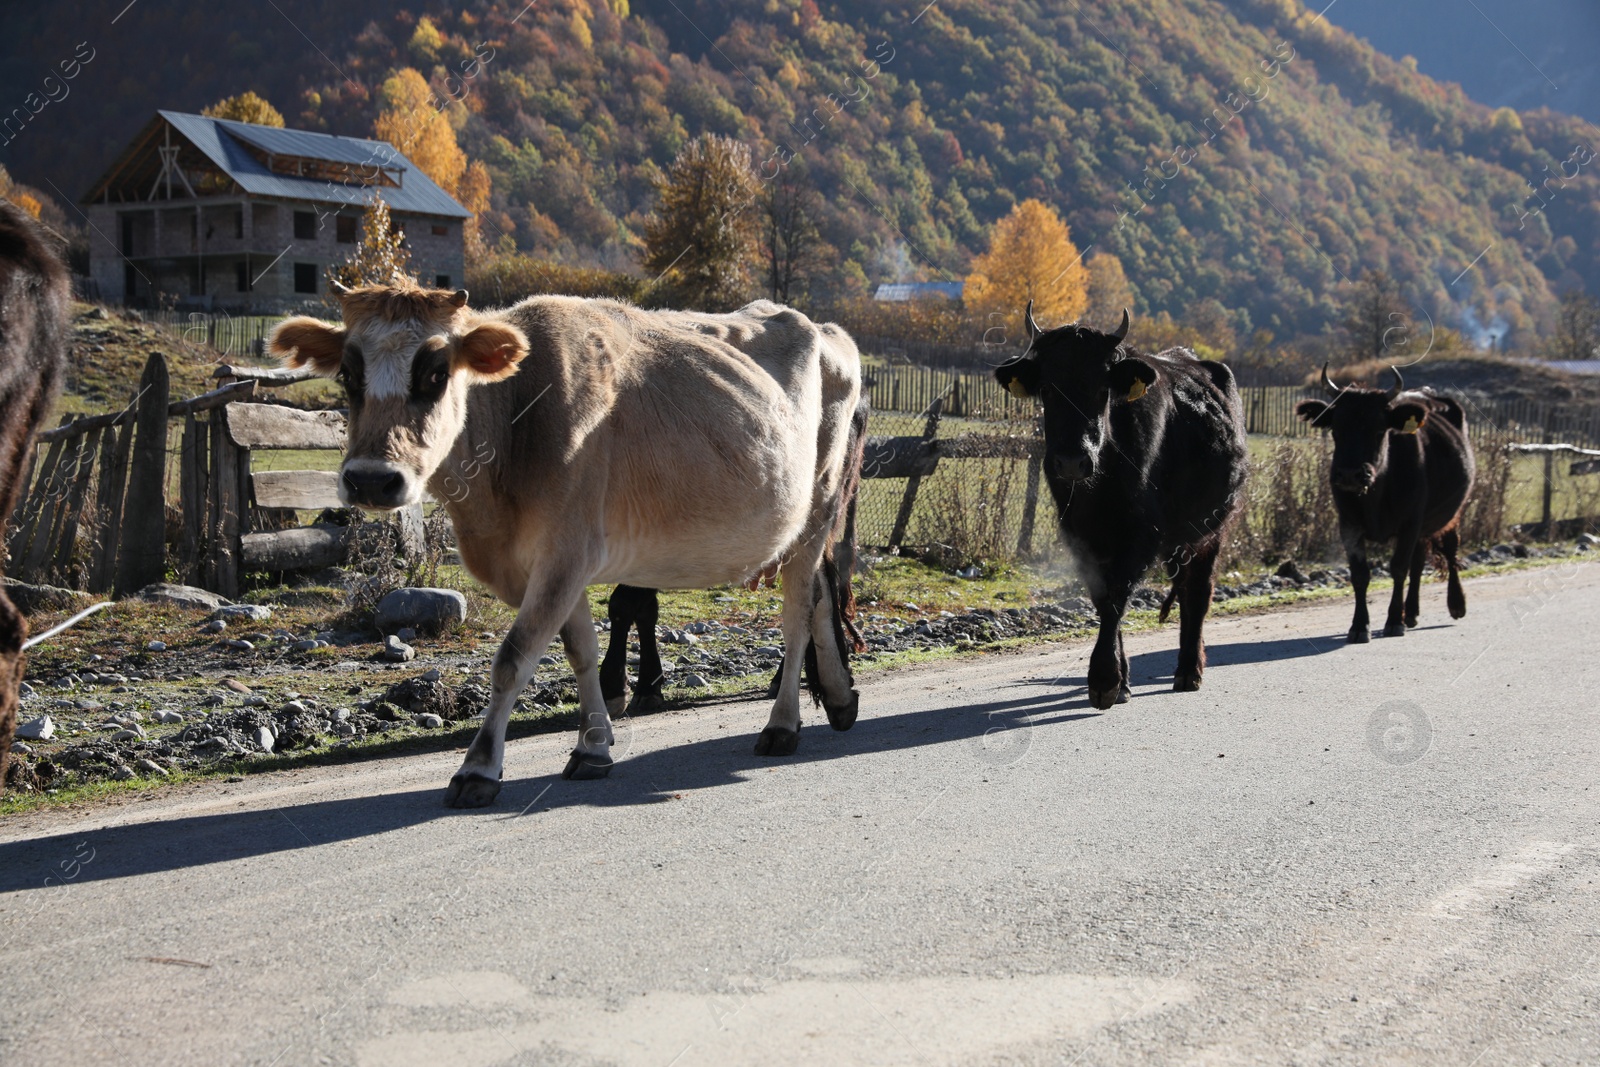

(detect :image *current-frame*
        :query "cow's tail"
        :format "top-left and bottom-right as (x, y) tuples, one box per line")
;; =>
(829, 393), (870, 651)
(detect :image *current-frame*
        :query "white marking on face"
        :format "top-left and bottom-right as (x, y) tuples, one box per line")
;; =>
(355, 320), (433, 400)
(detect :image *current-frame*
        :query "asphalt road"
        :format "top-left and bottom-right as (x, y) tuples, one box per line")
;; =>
(2, 562), (1597, 1066)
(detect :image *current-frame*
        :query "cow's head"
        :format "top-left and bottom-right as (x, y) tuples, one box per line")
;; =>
(268, 281), (528, 510)
(993, 303), (1155, 484)
(1295, 364), (1428, 495)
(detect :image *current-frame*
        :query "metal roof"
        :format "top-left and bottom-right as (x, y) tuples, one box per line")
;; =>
(873, 281), (966, 302)
(116, 111), (470, 218)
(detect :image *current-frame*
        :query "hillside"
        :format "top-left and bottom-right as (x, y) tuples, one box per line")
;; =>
(2, 0), (1596, 347)
(1318, 0), (1600, 122)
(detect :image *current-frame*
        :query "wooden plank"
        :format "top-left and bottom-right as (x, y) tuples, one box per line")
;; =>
(114, 352), (172, 597)
(861, 436), (939, 480)
(213, 427), (241, 597)
(225, 403), (346, 450)
(213, 364), (322, 387)
(50, 427), (103, 581)
(888, 392), (946, 550)
(249, 470), (343, 510)
(21, 433), (84, 580)
(240, 524), (350, 571)
(92, 417), (136, 593)
(179, 412), (202, 580)
(87, 423), (120, 592)
(1572, 458), (1600, 476)
(7, 416), (69, 567)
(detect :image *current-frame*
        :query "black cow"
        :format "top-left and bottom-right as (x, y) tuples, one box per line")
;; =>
(0, 202), (68, 782)
(1295, 365), (1474, 642)
(995, 305), (1249, 710)
(599, 585), (667, 716)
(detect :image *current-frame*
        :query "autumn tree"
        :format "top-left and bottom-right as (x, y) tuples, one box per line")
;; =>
(327, 197), (411, 291)
(202, 91), (285, 127)
(373, 68), (465, 196)
(1085, 252), (1134, 329)
(457, 160), (494, 260)
(1550, 289), (1600, 360)
(761, 164), (823, 305)
(642, 134), (760, 310)
(1339, 270), (1408, 362)
(964, 199), (1088, 327)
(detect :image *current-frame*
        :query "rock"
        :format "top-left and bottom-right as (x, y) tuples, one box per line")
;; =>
(381, 676), (458, 721)
(413, 713), (444, 729)
(420, 668), (441, 682)
(15, 715), (54, 741)
(243, 695), (268, 707)
(135, 759), (168, 777)
(223, 639), (255, 652)
(145, 641), (168, 652)
(199, 694), (225, 707)
(19, 682), (33, 698)
(374, 588), (467, 636)
(222, 678), (252, 694)
(334, 722), (357, 738)
(3, 579), (92, 616)
(111, 765), (136, 781)
(1275, 560), (1308, 584)
(11, 741), (33, 755)
(397, 627), (418, 643)
(212, 604), (273, 623)
(138, 583), (230, 612)
(538, 654), (559, 666)
(682, 674), (710, 688)
(200, 620), (226, 634)
(290, 639), (318, 652)
(755, 645), (782, 658)
(110, 729), (142, 742)
(253, 726), (275, 753)
(382, 635), (416, 662)
(281, 700), (310, 716)
(153, 710), (184, 724)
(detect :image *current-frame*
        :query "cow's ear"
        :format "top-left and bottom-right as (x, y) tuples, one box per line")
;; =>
(1388, 401), (1428, 434)
(454, 321), (529, 383)
(1295, 399), (1331, 425)
(1107, 357), (1156, 402)
(994, 353), (1040, 399)
(269, 316), (345, 375)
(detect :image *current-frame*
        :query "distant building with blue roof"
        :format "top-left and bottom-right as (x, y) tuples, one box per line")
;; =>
(873, 281), (965, 303)
(82, 111), (469, 310)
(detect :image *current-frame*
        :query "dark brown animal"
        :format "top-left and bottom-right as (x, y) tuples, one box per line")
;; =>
(1295, 365), (1475, 643)
(0, 203), (68, 782)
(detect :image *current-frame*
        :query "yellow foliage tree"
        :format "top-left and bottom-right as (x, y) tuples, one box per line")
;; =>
(202, 91), (285, 127)
(1085, 251), (1134, 329)
(457, 159), (493, 259)
(964, 199), (1088, 327)
(409, 17), (444, 63)
(327, 197), (412, 291)
(373, 68), (466, 196)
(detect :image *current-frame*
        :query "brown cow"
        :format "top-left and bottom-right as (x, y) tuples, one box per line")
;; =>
(0, 203), (68, 782)
(270, 282), (864, 807)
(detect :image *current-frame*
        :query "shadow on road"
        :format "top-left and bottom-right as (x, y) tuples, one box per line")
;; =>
(1128, 634), (1344, 682)
(0, 685), (1101, 890)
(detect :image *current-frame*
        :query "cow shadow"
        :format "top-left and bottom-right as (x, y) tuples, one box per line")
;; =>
(1127, 634), (1345, 683)
(0, 685), (1102, 890)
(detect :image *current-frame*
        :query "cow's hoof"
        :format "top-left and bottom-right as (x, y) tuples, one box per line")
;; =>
(1173, 670), (1202, 693)
(1449, 601), (1467, 620)
(1088, 687), (1119, 711)
(627, 689), (666, 714)
(1404, 612), (1419, 629)
(824, 690), (860, 731)
(753, 727), (799, 756)
(562, 750), (614, 780)
(1348, 627), (1370, 644)
(1383, 621), (1407, 637)
(445, 771), (502, 808)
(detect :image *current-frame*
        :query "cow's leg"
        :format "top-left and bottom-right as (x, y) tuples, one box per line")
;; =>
(807, 562), (859, 730)
(0, 590), (24, 785)
(755, 541), (831, 755)
(599, 588), (633, 720)
(559, 599), (615, 779)
(1439, 528), (1467, 619)
(1087, 592), (1129, 710)
(1382, 526), (1421, 637)
(1343, 525), (1371, 644)
(628, 589), (666, 714)
(1403, 539), (1426, 628)
(446, 572), (592, 807)
(1174, 541), (1219, 692)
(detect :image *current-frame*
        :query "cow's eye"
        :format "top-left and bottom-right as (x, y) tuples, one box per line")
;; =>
(429, 367), (448, 388)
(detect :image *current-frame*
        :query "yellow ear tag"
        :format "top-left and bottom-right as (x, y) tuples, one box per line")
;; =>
(1126, 378), (1147, 402)
(1007, 378), (1032, 399)
(1402, 416), (1420, 434)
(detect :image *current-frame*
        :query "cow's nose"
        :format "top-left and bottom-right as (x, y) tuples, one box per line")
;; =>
(341, 466), (408, 509)
(1052, 453), (1092, 482)
(1332, 467), (1372, 493)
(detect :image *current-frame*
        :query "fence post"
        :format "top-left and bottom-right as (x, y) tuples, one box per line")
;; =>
(90, 417), (135, 593)
(887, 390), (946, 550)
(1541, 423), (1554, 541)
(114, 352), (172, 597)
(1016, 414), (1045, 557)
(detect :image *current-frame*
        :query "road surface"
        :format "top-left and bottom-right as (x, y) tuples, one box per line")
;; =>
(2, 562), (1597, 1065)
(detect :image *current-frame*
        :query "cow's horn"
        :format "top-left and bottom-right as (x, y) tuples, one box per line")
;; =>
(1111, 308), (1130, 341)
(1025, 299), (1042, 339)
(1320, 362), (1340, 396)
(450, 288), (469, 308)
(330, 277), (353, 295)
(1387, 365), (1404, 399)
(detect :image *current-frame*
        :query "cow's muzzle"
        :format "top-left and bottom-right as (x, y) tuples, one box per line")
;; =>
(1051, 452), (1094, 484)
(1331, 465), (1375, 495)
(340, 460), (415, 510)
